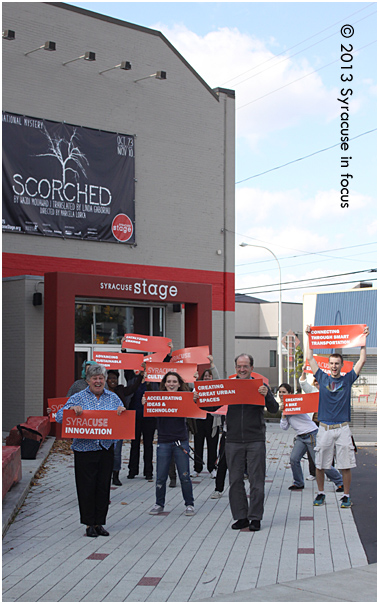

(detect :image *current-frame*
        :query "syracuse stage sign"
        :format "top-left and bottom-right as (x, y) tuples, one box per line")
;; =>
(2, 112), (135, 243)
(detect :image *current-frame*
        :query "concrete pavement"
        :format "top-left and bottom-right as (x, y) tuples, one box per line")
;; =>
(2, 424), (377, 602)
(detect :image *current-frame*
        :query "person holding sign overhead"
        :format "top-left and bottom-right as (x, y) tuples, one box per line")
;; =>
(225, 354), (278, 532)
(142, 371), (197, 516)
(55, 364), (126, 537)
(306, 324), (369, 508)
(279, 383), (343, 492)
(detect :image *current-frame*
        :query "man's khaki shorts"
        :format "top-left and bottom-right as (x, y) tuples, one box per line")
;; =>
(315, 424), (356, 470)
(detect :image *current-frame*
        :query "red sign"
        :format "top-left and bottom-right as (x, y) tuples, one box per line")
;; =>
(228, 372), (269, 385)
(145, 363), (197, 383)
(93, 351), (144, 370)
(171, 346), (210, 365)
(304, 355), (354, 376)
(143, 351), (167, 363)
(122, 334), (171, 353)
(47, 397), (68, 422)
(144, 391), (207, 418)
(112, 214), (133, 242)
(195, 378), (265, 407)
(283, 392), (319, 415)
(61, 409), (136, 439)
(309, 324), (367, 349)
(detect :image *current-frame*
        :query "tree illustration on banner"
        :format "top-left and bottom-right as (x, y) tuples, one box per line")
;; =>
(35, 127), (89, 185)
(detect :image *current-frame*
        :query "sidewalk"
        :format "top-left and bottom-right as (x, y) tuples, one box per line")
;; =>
(2, 424), (377, 602)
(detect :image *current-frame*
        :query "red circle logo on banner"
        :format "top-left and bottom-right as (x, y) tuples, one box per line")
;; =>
(111, 214), (133, 242)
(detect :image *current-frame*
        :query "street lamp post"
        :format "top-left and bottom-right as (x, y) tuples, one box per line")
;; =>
(240, 242), (282, 386)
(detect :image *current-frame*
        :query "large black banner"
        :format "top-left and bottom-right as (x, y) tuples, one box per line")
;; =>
(2, 112), (135, 243)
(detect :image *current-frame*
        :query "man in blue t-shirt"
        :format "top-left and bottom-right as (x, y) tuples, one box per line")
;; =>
(305, 324), (369, 509)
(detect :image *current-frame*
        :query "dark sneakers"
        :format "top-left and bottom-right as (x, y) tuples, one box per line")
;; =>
(313, 493), (326, 506)
(249, 520), (261, 531)
(231, 518), (249, 530)
(288, 484), (304, 490)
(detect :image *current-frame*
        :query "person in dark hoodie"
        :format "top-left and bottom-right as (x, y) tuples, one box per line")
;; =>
(225, 354), (278, 532)
(142, 371), (197, 516)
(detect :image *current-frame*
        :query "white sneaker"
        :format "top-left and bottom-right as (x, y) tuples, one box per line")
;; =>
(211, 490), (222, 499)
(185, 505), (195, 516)
(210, 469), (217, 479)
(190, 471), (199, 478)
(149, 504), (164, 515)
(306, 475), (316, 481)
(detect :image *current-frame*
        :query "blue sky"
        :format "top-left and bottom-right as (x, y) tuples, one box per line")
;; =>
(69, 2), (377, 302)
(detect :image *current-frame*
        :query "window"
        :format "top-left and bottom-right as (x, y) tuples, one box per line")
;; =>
(270, 350), (277, 367)
(75, 302), (165, 344)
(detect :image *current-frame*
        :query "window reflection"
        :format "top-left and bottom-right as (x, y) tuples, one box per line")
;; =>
(75, 303), (163, 344)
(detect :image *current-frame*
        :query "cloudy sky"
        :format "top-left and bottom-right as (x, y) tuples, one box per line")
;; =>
(70, 1), (377, 302)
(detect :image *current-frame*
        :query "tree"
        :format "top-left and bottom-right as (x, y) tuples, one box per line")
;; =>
(35, 127), (89, 185)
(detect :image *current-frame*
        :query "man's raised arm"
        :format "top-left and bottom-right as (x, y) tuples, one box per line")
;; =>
(354, 325), (370, 376)
(305, 324), (319, 375)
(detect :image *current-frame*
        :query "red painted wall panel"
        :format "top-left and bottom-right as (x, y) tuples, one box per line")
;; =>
(3, 252), (235, 312)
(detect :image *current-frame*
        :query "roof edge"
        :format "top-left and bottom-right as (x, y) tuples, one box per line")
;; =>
(45, 2), (223, 101)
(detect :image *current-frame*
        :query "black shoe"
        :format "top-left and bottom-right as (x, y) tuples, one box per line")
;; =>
(95, 525), (109, 536)
(112, 471), (122, 486)
(127, 473), (136, 479)
(249, 520), (261, 532)
(336, 485), (344, 493)
(231, 518), (249, 530)
(288, 484), (304, 490)
(145, 475), (154, 482)
(86, 525), (98, 538)
(169, 478), (176, 488)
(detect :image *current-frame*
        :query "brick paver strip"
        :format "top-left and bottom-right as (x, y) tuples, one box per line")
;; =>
(298, 548), (315, 554)
(300, 516), (314, 521)
(191, 481), (201, 484)
(137, 577), (161, 586)
(87, 553), (109, 560)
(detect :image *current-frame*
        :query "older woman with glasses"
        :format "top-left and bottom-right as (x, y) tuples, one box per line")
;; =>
(56, 364), (126, 538)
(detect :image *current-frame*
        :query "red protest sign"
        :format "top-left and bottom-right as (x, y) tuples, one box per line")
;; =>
(309, 324), (366, 349)
(143, 351), (167, 363)
(304, 355), (354, 376)
(283, 392), (319, 415)
(143, 391), (207, 419)
(47, 397), (68, 422)
(145, 363), (197, 383)
(61, 409), (136, 439)
(122, 333), (171, 353)
(228, 371), (269, 385)
(171, 346), (210, 365)
(93, 351), (144, 370)
(195, 378), (265, 407)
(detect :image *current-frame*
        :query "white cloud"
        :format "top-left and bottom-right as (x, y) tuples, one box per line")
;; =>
(153, 23), (338, 149)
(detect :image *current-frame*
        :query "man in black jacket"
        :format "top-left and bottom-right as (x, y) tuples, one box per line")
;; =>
(226, 354), (278, 532)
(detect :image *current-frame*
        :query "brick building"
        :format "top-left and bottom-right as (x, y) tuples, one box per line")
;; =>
(2, 2), (235, 430)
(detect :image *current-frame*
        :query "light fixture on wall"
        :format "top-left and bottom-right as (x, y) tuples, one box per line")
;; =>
(25, 41), (56, 55)
(3, 30), (15, 40)
(62, 51), (96, 65)
(99, 61), (132, 74)
(33, 281), (44, 306)
(134, 70), (167, 83)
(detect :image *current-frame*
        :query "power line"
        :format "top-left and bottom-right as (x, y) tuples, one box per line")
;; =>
(221, 2), (376, 86)
(229, 11), (376, 89)
(236, 242), (377, 267)
(236, 269), (377, 291)
(235, 278), (377, 296)
(227, 228), (377, 262)
(237, 251), (377, 277)
(237, 40), (376, 110)
(235, 129), (376, 184)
